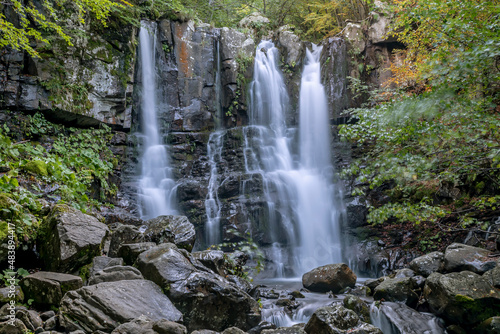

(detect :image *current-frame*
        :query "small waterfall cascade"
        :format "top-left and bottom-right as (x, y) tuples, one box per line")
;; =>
(137, 21), (178, 219)
(244, 41), (342, 276)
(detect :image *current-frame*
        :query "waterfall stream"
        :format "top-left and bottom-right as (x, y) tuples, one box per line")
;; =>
(137, 22), (178, 219)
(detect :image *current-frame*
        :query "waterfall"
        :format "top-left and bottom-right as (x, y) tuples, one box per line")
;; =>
(244, 41), (342, 276)
(137, 21), (178, 219)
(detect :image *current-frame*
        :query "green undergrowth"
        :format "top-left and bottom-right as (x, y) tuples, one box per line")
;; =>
(0, 112), (115, 246)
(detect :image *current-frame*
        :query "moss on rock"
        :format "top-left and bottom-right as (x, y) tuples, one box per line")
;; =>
(23, 160), (48, 177)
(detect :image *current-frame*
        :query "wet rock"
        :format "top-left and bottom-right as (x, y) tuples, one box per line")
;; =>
(0, 286), (23, 303)
(364, 277), (386, 292)
(117, 242), (156, 265)
(393, 268), (415, 278)
(250, 287), (280, 299)
(343, 294), (371, 322)
(20, 271), (83, 306)
(409, 251), (445, 277)
(136, 243), (260, 332)
(43, 315), (58, 331)
(38, 205), (109, 272)
(15, 309), (43, 332)
(227, 275), (252, 293)
(40, 311), (55, 321)
(145, 216), (196, 251)
(108, 225), (145, 257)
(90, 256), (124, 276)
(60, 280), (182, 333)
(373, 277), (419, 307)
(483, 264), (500, 288)
(111, 315), (188, 334)
(88, 265), (143, 285)
(370, 301), (446, 334)
(222, 328), (247, 334)
(302, 263), (357, 293)
(248, 321), (276, 334)
(443, 243), (496, 274)
(0, 318), (28, 333)
(191, 250), (226, 276)
(261, 326), (306, 334)
(290, 291), (305, 299)
(424, 271), (500, 325)
(475, 316), (500, 334)
(304, 304), (360, 333)
(343, 285), (371, 297)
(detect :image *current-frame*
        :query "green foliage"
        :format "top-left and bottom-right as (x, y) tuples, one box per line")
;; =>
(0, 268), (29, 287)
(226, 53), (253, 117)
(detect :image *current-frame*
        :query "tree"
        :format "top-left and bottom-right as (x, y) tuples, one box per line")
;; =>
(0, 0), (130, 58)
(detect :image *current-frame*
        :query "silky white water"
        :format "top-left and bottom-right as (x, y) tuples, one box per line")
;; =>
(244, 41), (342, 276)
(137, 22), (178, 219)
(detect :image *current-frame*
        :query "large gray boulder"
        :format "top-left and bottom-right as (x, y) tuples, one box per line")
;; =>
(108, 225), (147, 257)
(424, 271), (500, 325)
(20, 271), (82, 306)
(38, 204), (109, 272)
(370, 301), (446, 334)
(191, 250), (226, 276)
(373, 277), (419, 306)
(277, 28), (304, 67)
(136, 243), (260, 332)
(409, 251), (444, 277)
(117, 242), (157, 265)
(304, 304), (382, 334)
(111, 315), (187, 334)
(145, 216), (196, 251)
(302, 263), (357, 293)
(443, 243), (496, 274)
(88, 265), (143, 285)
(60, 280), (183, 333)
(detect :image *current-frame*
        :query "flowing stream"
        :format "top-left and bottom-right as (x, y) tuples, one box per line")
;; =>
(136, 22), (178, 219)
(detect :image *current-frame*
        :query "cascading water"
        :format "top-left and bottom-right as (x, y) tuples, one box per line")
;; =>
(244, 41), (343, 276)
(136, 22), (178, 219)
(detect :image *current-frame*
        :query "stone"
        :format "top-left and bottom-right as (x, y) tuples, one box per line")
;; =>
(152, 319), (187, 334)
(344, 23), (366, 54)
(14, 309), (43, 331)
(370, 301), (445, 334)
(227, 275), (252, 293)
(368, 12), (397, 44)
(60, 280), (182, 333)
(111, 315), (187, 334)
(222, 328), (247, 334)
(443, 243), (496, 274)
(373, 277), (419, 306)
(108, 225), (145, 257)
(88, 265), (143, 285)
(409, 251), (445, 277)
(483, 264), (500, 288)
(43, 316), (58, 331)
(424, 271), (500, 325)
(261, 327), (305, 334)
(136, 243), (260, 331)
(40, 311), (55, 321)
(191, 250), (226, 276)
(248, 321), (276, 334)
(475, 316), (500, 334)
(38, 205), (108, 272)
(90, 256), (124, 276)
(304, 304), (360, 333)
(343, 294), (371, 322)
(0, 318), (28, 334)
(393, 268), (415, 278)
(238, 12), (270, 28)
(145, 216), (196, 251)
(117, 242), (156, 265)
(20, 271), (83, 306)
(302, 263), (357, 293)
(277, 29), (304, 67)
(0, 286), (23, 303)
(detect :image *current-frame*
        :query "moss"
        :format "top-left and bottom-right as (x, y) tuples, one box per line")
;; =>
(0, 193), (22, 220)
(23, 160), (48, 177)
(78, 263), (92, 282)
(0, 221), (7, 241)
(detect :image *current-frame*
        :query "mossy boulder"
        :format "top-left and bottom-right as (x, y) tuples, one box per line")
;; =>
(22, 160), (48, 177)
(302, 263), (357, 293)
(424, 271), (500, 325)
(0, 193), (22, 221)
(373, 277), (419, 307)
(37, 204), (109, 272)
(20, 271), (82, 306)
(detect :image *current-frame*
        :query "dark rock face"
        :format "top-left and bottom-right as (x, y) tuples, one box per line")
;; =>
(424, 271), (500, 325)
(135, 243), (260, 332)
(191, 250), (226, 276)
(20, 271), (82, 306)
(302, 263), (357, 293)
(38, 205), (109, 273)
(60, 280), (183, 333)
(145, 215), (196, 251)
(443, 243), (496, 274)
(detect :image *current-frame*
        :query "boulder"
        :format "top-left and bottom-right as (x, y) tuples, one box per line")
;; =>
(89, 256), (124, 277)
(111, 315), (187, 334)
(60, 280), (183, 333)
(443, 243), (496, 274)
(117, 242), (156, 265)
(304, 304), (381, 334)
(483, 264), (500, 288)
(0, 286), (23, 303)
(373, 277), (419, 306)
(222, 328), (247, 334)
(302, 263), (356, 293)
(475, 317), (500, 334)
(20, 271), (83, 306)
(409, 251), (445, 277)
(343, 294), (371, 322)
(370, 301), (446, 334)
(368, 12), (397, 44)
(343, 23), (366, 54)
(277, 29), (304, 67)
(88, 265), (143, 285)
(262, 327), (306, 334)
(424, 271), (500, 325)
(136, 243), (260, 331)
(0, 318), (28, 334)
(108, 225), (145, 257)
(191, 250), (226, 276)
(238, 12), (270, 28)
(145, 216), (196, 251)
(38, 204), (109, 272)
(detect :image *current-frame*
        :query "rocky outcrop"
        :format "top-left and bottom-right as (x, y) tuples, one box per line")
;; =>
(20, 271), (82, 306)
(423, 271), (500, 325)
(302, 263), (357, 293)
(38, 204), (109, 273)
(304, 304), (382, 334)
(135, 243), (260, 331)
(60, 279), (183, 333)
